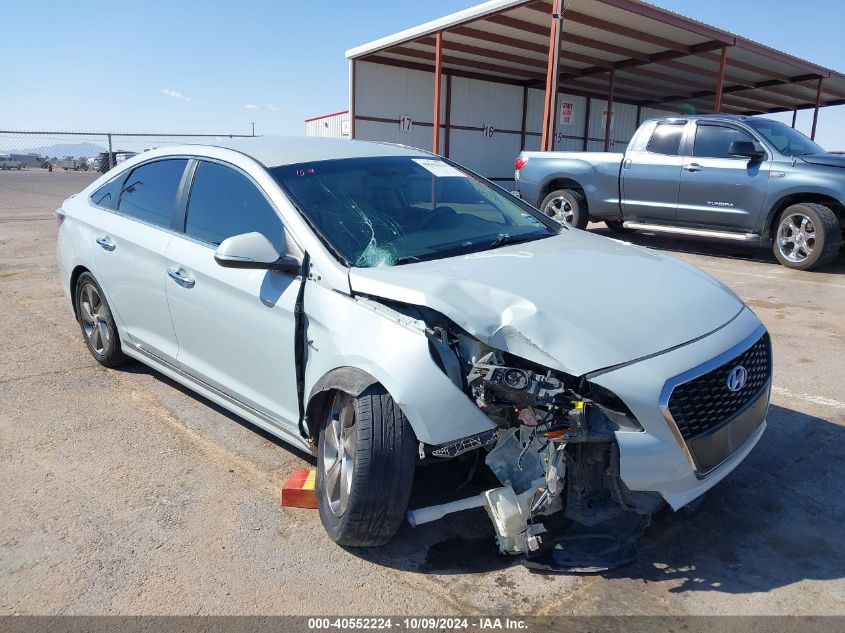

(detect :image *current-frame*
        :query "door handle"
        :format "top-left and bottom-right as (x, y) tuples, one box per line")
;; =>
(683, 163), (703, 172)
(96, 236), (116, 251)
(167, 266), (195, 288)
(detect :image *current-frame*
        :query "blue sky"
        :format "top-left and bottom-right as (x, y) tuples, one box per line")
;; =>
(4, 0), (845, 148)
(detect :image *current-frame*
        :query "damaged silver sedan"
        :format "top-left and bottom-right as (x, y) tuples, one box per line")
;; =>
(57, 137), (771, 570)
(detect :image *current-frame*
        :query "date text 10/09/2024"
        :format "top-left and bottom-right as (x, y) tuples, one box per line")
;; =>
(307, 618), (528, 630)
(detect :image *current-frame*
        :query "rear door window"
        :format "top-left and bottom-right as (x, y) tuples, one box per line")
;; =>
(646, 123), (685, 155)
(90, 176), (124, 209)
(117, 159), (188, 227)
(693, 125), (755, 158)
(184, 161), (284, 251)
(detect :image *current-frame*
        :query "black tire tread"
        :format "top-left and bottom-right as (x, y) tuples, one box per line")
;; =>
(319, 385), (416, 547)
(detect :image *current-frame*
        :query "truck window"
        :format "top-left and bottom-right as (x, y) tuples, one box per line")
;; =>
(693, 125), (755, 159)
(646, 123), (684, 155)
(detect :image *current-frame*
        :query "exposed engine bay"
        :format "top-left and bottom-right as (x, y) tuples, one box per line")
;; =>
(406, 312), (663, 572)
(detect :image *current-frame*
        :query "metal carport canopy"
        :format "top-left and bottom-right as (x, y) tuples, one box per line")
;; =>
(346, 0), (845, 151)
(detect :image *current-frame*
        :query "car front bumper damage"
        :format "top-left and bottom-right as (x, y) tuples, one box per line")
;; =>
(405, 306), (770, 572)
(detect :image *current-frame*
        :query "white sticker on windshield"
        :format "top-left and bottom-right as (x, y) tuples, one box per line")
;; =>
(412, 158), (466, 178)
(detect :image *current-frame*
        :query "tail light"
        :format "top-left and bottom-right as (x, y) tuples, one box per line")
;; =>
(55, 208), (66, 225)
(514, 156), (528, 171)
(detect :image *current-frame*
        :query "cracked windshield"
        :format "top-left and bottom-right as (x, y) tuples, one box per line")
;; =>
(271, 156), (559, 267)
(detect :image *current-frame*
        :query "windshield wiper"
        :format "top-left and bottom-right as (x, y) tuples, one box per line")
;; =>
(393, 255), (422, 266)
(488, 232), (548, 249)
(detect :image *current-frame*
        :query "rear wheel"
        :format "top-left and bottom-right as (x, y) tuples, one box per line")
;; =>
(539, 189), (589, 229)
(316, 385), (416, 547)
(773, 203), (841, 270)
(74, 272), (128, 367)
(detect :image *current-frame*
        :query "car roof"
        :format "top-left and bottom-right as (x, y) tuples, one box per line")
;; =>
(646, 114), (751, 123)
(196, 136), (432, 168)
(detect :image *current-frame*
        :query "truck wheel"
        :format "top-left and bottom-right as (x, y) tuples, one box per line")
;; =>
(604, 219), (635, 234)
(773, 203), (841, 271)
(540, 189), (589, 229)
(316, 385), (416, 547)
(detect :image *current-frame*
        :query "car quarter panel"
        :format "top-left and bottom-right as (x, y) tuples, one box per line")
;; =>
(57, 198), (101, 311)
(302, 282), (497, 446)
(591, 307), (768, 510)
(517, 151), (623, 216)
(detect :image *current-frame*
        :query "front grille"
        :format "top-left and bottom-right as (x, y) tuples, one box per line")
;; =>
(668, 333), (771, 440)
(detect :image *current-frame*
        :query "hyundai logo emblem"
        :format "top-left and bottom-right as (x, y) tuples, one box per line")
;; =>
(726, 365), (748, 392)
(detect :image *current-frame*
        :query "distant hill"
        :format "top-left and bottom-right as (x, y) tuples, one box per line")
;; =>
(0, 141), (108, 158)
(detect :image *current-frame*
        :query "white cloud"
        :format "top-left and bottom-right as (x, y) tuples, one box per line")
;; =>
(267, 104), (280, 111)
(161, 88), (187, 99)
(244, 103), (259, 110)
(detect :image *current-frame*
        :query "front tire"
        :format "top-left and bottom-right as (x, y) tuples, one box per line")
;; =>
(316, 386), (416, 547)
(539, 189), (589, 229)
(773, 203), (841, 270)
(74, 272), (128, 367)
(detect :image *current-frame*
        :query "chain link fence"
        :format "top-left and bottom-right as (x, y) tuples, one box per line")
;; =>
(0, 131), (254, 222)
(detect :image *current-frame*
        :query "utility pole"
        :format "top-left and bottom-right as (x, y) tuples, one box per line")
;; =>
(251, 122), (256, 137)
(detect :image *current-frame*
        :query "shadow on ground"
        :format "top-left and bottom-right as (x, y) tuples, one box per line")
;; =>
(589, 225), (845, 274)
(358, 405), (845, 593)
(117, 361), (844, 591)
(117, 361), (316, 463)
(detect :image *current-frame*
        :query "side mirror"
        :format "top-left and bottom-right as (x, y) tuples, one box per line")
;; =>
(214, 232), (301, 274)
(729, 140), (766, 160)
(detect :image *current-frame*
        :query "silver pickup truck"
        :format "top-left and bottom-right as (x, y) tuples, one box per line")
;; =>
(515, 114), (844, 270)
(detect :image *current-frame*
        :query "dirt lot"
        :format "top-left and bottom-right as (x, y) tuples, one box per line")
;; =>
(1, 170), (844, 615)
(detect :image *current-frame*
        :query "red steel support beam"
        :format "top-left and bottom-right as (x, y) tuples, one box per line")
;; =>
(540, 0), (563, 152)
(350, 60), (356, 139)
(714, 45), (728, 113)
(811, 76), (823, 140)
(432, 31), (443, 154)
(444, 74), (452, 157)
(582, 96), (592, 150)
(604, 69), (615, 151)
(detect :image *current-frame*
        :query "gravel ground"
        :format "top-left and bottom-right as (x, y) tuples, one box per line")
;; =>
(0, 172), (843, 615)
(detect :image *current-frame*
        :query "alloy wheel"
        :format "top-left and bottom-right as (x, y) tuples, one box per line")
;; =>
(79, 283), (111, 355)
(777, 212), (816, 264)
(321, 392), (358, 517)
(544, 196), (575, 226)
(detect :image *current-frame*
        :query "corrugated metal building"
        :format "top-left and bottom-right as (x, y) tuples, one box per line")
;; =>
(333, 0), (845, 184)
(305, 110), (351, 138)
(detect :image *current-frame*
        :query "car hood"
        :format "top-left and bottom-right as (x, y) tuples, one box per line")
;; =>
(348, 230), (744, 376)
(797, 153), (845, 168)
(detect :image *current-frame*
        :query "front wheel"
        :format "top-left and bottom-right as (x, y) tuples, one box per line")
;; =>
(539, 189), (589, 229)
(773, 203), (841, 270)
(316, 385), (416, 547)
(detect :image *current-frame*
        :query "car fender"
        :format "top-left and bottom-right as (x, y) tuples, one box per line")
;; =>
(759, 179), (845, 236)
(302, 283), (496, 446)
